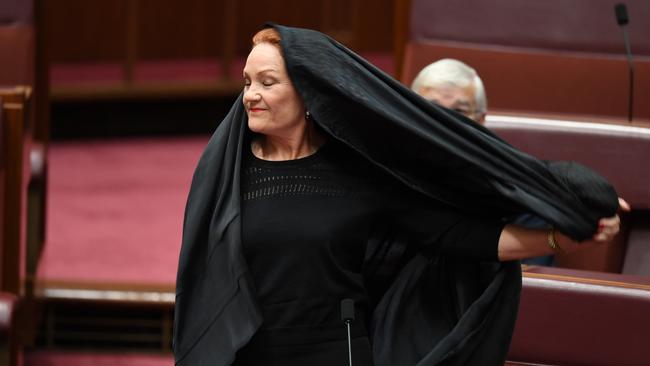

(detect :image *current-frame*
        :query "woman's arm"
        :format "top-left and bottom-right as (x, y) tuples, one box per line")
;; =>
(497, 198), (631, 262)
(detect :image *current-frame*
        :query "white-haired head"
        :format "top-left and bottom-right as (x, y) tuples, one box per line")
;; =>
(411, 58), (487, 123)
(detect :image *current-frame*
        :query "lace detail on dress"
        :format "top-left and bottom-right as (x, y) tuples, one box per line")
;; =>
(242, 165), (348, 201)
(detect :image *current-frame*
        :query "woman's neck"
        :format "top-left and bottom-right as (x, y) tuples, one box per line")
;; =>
(252, 121), (327, 161)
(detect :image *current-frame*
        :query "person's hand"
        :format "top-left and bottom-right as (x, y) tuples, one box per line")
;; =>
(498, 198), (631, 261)
(592, 197), (631, 242)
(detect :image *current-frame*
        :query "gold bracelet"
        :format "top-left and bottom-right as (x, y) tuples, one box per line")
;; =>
(547, 228), (562, 252)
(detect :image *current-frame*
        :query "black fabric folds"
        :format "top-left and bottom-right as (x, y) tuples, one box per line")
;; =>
(275, 24), (617, 239)
(173, 24), (619, 366)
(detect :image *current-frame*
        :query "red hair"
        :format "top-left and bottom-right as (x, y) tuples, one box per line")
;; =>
(251, 28), (282, 50)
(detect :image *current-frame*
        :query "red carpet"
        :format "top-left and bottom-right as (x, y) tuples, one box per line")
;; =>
(37, 136), (209, 286)
(25, 351), (173, 366)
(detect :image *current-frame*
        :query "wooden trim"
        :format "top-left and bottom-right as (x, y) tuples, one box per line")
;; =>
(36, 270), (650, 307)
(221, 0), (237, 82)
(522, 271), (650, 292)
(350, 0), (362, 50)
(50, 79), (242, 102)
(0, 87), (31, 295)
(486, 111), (650, 128)
(34, 0), (51, 144)
(34, 279), (175, 305)
(392, 0), (412, 81)
(35, 279), (174, 292)
(124, 0), (139, 84)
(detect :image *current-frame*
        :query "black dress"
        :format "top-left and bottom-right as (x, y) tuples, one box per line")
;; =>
(234, 140), (503, 365)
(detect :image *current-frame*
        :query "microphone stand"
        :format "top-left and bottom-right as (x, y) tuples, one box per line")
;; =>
(615, 3), (634, 122)
(345, 318), (352, 366)
(622, 25), (634, 123)
(341, 298), (355, 366)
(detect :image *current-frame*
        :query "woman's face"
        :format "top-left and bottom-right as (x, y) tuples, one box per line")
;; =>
(242, 43), (306, 137)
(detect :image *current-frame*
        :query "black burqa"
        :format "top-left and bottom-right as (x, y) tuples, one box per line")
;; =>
(173, 24), (618, 366)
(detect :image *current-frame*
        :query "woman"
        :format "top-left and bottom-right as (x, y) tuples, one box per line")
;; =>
(173, 25), (627, 366)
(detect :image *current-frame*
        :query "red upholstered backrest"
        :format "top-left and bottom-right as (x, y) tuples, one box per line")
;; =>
(403, 0), (650, 120)
(486, 115), (650, 209)
(486, 115), (650, 273)
(622, 216), (650, 275)
(509, 267), (650, 365)
(0, 0), (32, 25)
(410, 0), (650, 55)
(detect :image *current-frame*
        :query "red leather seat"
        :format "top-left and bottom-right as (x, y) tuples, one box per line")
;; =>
(510, 266), (650, 366)
(401, 0), (650, 120)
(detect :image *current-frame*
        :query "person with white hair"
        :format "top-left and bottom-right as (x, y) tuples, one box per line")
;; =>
(411, 58), (487, 124)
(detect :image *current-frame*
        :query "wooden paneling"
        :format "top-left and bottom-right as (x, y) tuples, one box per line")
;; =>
(235, 0), (328, 55)
(45, 0), (127, 62)
(356, 0), (394, 51)
(46, 0), (395, 100)
(393, 0), (411, 81)
(235, 0), (392, 54)
(45, 0), (394, 63)
(137, 0), (221, 60)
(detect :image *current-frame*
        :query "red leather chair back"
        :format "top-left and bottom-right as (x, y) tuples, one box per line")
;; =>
(403, 0), (650, 120)
(487, 115), (650, 274)
(510, 267), (650, 365)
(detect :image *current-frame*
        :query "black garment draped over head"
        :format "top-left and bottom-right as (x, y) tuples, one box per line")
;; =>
(173, 24), (618, 366)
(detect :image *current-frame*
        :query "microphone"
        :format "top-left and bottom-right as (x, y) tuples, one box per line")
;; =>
(615, 3), (628, 25)
(614, 3), (634, 122)
(340, 298), (355, 366)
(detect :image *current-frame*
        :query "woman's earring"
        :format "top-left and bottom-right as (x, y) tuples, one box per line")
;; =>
(305, 111), (311, 120)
